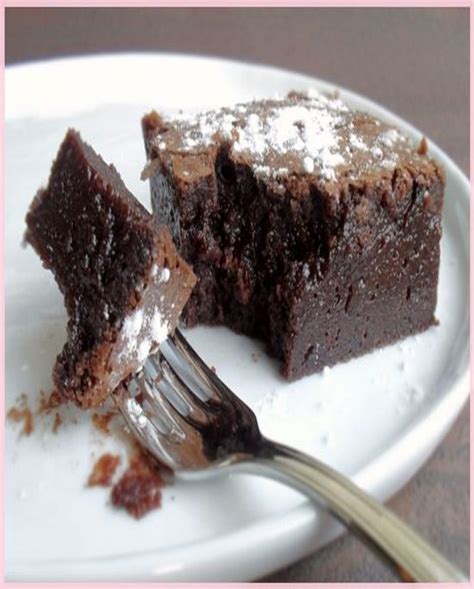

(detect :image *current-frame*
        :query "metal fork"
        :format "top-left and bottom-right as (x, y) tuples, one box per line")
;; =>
(115, 329), (467, 582)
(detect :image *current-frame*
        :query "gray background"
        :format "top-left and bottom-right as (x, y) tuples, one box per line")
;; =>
(5, 7), (469, 582)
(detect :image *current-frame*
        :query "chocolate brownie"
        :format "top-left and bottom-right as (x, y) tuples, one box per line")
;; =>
(142, 91), (444, 380)
(25, 130), (196, 408)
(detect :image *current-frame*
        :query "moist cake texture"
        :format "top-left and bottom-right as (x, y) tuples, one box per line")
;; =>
(25, 130), (196, 408)
(143, 91), (444, 380)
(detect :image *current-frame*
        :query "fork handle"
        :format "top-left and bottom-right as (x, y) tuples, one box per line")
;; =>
(246, 439), (466, 582)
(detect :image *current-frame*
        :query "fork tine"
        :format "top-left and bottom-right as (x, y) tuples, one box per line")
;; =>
(145, 355), (194, 416)
(119, 329), (261, 471)
(169, 329), (236, 401)
(141, 377), (187, 444)
(114, 391), (181, 467)
(135, 371), (178, 435)
(150, 353), (212, 425)
(126, 378), (168, 435)
(171, 329), (217, 382)
(160, 338), (213, 402)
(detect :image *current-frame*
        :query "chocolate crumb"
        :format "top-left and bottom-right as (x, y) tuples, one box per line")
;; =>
(7, 407), (34, 436)
(92, 410), (117, 435)
(111, 445), (171, 518)
(52, 412), (62, 433)
(7, 395), (34, 436)
(88, 453), (121, 487)
(417, 136), (428, 155)
(38, 389), (62, 414)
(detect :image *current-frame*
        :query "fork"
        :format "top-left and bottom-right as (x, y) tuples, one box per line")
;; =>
(115, 328), (467, 582)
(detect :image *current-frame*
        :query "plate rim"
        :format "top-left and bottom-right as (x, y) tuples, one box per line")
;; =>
(5, 51), (470, 582)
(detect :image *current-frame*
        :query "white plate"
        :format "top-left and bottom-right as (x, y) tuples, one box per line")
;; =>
(5, 54), (469, 582)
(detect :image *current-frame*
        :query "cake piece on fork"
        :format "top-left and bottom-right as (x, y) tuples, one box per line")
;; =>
(25, 130), (196, 408)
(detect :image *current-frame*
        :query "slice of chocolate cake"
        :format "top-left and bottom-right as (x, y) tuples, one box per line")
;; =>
(25, 130), (196, 408)
(142, 91), (444, 380)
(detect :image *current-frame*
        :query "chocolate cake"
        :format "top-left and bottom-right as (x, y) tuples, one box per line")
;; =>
(25, 130), (196, 408)
(142, 91), (444, 380)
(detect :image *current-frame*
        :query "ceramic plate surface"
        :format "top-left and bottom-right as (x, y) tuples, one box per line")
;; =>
(5, 54), (469, 582)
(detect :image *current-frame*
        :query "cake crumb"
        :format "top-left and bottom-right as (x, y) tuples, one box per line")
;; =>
(210, 365), (217, 373)
(92, 410), (117, 435)
(417, 136), (428, 155)
(111, 445), (171, 518)
(7, 395), (34, 436)
(52, 412), (62, 433)
(38, 389), (62, 414)
(88, 453), (121, 487)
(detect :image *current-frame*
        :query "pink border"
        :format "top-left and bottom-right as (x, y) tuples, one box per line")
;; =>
(1, 2), (5, 588)
(1, 2), (471, 587)
(469, 3), (473, 586)
(2, 0), (473, 7)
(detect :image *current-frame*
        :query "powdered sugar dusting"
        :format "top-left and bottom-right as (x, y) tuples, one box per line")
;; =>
(122, 308), (144, 342)
(153, 90), (418, 185)
(349, 133), (367, 150)
(160, 268), (170, 283)
(137, 340), (151, 364)
(254, 165), (271, 178)
(303, 156), (315, 173)
(185, 95), (348, 181)
(151, 265), (170, 283)
(151, 309), (169, 343)
(119, 306), (169, 365)
(380, 128), (402, 147)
